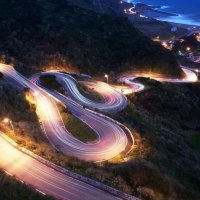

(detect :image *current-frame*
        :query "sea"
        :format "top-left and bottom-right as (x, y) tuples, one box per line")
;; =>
(126, 0), (200, 26)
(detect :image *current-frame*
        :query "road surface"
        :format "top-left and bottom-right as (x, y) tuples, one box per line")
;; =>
(0, 63), (197, 200)
(0, 133), (123, 200)
(119, 66), (198, 91)
(38, 72), (127, 113)
(0, 64), (130, 162)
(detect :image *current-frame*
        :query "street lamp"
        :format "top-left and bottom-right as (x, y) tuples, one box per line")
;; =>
(104, 74), (109, 83)
(186, 46), (191, 52)
(3, 118), (15, 134)
(3, 118), (9, 123)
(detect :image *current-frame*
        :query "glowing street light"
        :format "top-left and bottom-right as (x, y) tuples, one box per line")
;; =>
(3, 118), (15, 134)
(186, 47), (191, 52)
(178, 50), (182, 56)
(104, 74), (109, 83)
(3, 118), (9, 123)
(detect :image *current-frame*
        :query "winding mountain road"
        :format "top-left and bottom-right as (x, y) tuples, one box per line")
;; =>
(0, 63), (137, 200)
(39, 72), (127, 113)
(0, 63), (197, 200)
(0, 133), (123, 200)
(0, 64), (130, 162)
(119, 66), (198, 91)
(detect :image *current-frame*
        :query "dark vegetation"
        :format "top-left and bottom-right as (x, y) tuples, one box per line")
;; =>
(0, 170), (54, 200)
(0, 78), (132, 195)
(77, 82), (104, 102)
(58, 104), (97, 142)
(1, 1), (199, 199)
(132, 20), (188, 41)
(177, 55), (200, 69)
(192, 134), (200, 153)
(39, 74), (99, 142)
(1, 71), (200, 199)
(68, 0), (123, 14)
(0, 80), (40, 134)
(111, 79), (200, 200)
(40, 74), (103, 102)
(40, 74), (64, 93)
(0, 0), (183, 78)
(173, 34), (200, 54)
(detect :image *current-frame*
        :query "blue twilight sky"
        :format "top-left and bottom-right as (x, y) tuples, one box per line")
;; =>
(127, 0), (200, 26)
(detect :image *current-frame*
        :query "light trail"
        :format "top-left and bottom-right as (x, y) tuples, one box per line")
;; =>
(0, 132), (127, 200)
(38, 72), (127, 113)
(0, 62), (196, 200)
(119, 66), (198, 92)
(0, 64), (130, 162)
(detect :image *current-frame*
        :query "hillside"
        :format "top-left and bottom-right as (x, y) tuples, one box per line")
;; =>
(68, 0), (123, 14)
(0, 75), (48, 149)
(112, 79), (200, 200)
(0, 76), (55, 200)
(1, 70), (200, 199)
(0, 0), (183, 78)
(173, 34), (200, 54)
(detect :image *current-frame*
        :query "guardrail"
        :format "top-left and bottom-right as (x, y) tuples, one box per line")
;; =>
(85, 108), (135, 147)
(0, 132), (139, 200)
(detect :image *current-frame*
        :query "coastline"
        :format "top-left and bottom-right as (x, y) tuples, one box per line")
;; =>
(141, 9), (177, 18)
(128, 2), (200, 28)
(130, 3), (178, 17)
